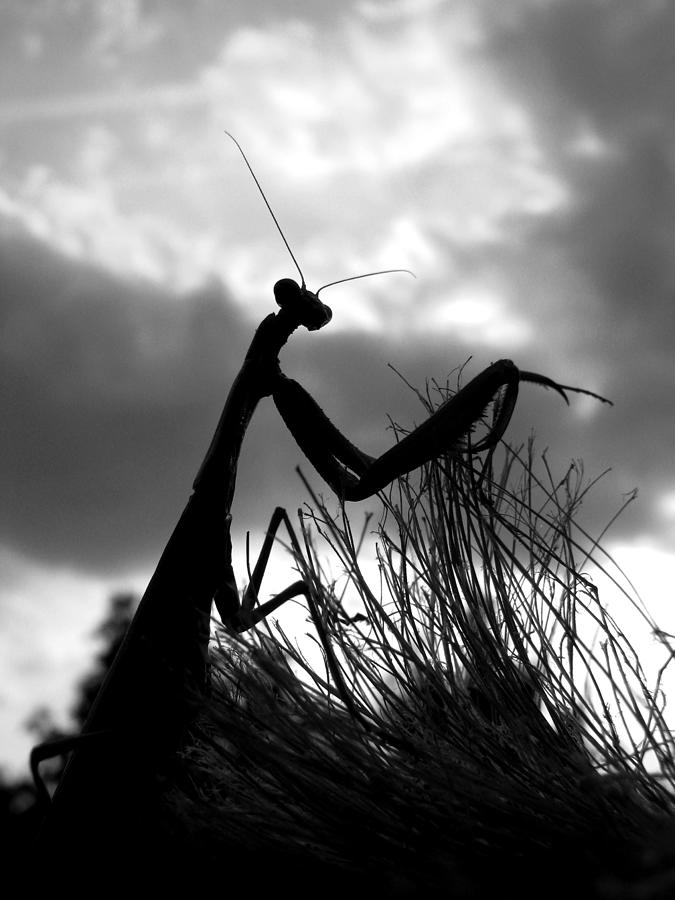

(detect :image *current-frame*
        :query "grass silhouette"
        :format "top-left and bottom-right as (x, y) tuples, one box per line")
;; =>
(160, 378), (675, 898)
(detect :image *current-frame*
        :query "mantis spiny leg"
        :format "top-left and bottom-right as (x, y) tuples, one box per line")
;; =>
(273, 361), (611, 502)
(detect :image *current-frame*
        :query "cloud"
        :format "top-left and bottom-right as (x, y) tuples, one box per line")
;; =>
(0, 545), (114, 777)
(4, 0), (675, 774)
(3, 0), (673, 574)
(0, 227), (251, 570)
(463, 0), (675, 546)
(0, 3), (566, 322)
(1, 222), (618, 578)
(481, 0), (674, 142)
(0, 226), (404, 571)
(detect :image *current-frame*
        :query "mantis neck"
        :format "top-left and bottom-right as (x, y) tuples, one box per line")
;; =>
(192, 309), (299, 508)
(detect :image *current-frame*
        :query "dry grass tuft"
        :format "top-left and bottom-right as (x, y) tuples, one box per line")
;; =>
(165, 379), (675, 898)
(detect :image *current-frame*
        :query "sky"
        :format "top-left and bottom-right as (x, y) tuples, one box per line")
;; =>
(1, 0), (675, 776)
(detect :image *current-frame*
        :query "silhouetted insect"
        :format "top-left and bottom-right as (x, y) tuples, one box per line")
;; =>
(32, 132), (611, 871)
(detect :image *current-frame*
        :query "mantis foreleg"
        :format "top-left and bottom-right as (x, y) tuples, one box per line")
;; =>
(274, 360), (610, 502)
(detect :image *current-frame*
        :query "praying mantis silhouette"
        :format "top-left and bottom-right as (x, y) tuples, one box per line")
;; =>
(32, 133), (611, 870)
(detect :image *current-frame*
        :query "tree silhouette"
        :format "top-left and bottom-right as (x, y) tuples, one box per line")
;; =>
(0, 592), (136, 875)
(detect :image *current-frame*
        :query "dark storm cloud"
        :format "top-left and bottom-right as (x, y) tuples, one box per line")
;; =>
(3, 224), (619, 575)
(474, 0), (675, 547)
(0, 228), (250, 571)
(481, 0), (675, 330)
(4, 0), (674, 573)
(0, 226), (434, 573)
(483, 0), (674, 138)
(479, 0), (675, 324)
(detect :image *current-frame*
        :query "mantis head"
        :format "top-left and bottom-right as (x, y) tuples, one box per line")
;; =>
(274, 278), (333, 331)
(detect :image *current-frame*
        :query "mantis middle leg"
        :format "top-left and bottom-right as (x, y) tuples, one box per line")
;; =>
(213, 507), (310, 633)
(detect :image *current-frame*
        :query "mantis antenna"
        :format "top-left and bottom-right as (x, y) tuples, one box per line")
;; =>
(316, 269), (415, 296)
(225, 131), (415, 297)
(224, 130), (306, 287)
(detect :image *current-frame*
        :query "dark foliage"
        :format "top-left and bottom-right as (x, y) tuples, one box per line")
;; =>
(0, 592), (135, 879)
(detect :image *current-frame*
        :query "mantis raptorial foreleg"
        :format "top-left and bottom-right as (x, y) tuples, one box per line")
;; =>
(273, 361), (610, 504)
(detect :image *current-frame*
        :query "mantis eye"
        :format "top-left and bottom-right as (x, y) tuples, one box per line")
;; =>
(273, 279), (302, 308)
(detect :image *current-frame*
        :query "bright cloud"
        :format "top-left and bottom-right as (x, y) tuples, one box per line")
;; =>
(1, 5), (565, 336)
(0, 546), (121, 777)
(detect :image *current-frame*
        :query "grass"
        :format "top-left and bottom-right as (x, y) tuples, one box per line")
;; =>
(163, 377), (675, 898)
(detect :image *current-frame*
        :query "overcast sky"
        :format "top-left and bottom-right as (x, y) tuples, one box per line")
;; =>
(2, 0), (674, 775)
